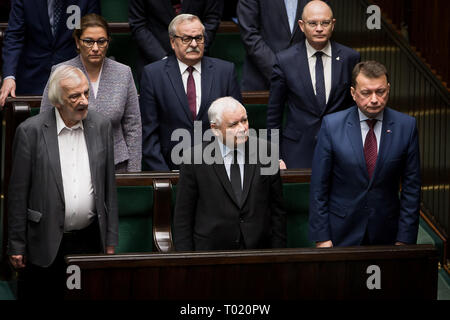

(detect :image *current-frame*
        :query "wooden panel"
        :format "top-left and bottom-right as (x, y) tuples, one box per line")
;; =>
(65, 245), (438, 300)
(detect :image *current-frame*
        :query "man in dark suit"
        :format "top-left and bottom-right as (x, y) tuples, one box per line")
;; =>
(267, 0), (360, 168)
(140, 14), (242, 171)
(174, 96), (286, 251)
(7, 65), (118, 299)
(237, 0), (313, 90)
(129, 0), (224, 80)
(0, 0), (100, 106)
(309, 61), (421, 247)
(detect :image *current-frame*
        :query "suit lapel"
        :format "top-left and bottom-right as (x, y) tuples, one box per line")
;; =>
(197, 58), (213, 121)
(346, 107), (368, 178)
(165, 56), (193, 124)
(297, 42), (321, 116)
(37, 0), (53, 43)
(42, 111), (65, 204)
(323, 41), (342, 115)
(241, 141), (256, 207)
(370, 108), (394, 186)
(82, 115), (98, 195)
(277, 0), (292, 36)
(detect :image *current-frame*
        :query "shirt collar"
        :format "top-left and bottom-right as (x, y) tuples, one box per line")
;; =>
(217, 138), (244, 160)
(305, 40), (332, 59)
(55, 108), (84, 135)
(177, 59), (202, 75)
(358, 108), (384, 123)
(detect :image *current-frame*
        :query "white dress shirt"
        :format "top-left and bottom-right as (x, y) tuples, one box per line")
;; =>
(55, 109), (96, 231)
(217, 139), (244, 189)
(177, 59), (202, 115)
(358, 108), (383, 152)
(305, 40), (332, 104)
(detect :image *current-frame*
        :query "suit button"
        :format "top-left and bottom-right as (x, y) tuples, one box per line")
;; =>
(240, 219), (244, 223)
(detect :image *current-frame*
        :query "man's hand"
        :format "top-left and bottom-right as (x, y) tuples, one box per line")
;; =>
(316, 240), (333, 248)
(395, 241), (407, 246)
(0, 78), (17, 107)
(106, 246), (115, 254)
(9, 255), (26, 269)
(279, 159), (287, 170)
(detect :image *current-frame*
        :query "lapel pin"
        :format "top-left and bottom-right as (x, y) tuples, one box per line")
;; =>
(386, 129), (392, 134)
(336, 56), (340, 61)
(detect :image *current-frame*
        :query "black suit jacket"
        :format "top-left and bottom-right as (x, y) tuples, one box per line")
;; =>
(7, 109), (118, 267)
(140, 55), (242, 171)
(237, 0), (311, 90)
(129, 0), (224, 79)
(173, 138), (286, 251)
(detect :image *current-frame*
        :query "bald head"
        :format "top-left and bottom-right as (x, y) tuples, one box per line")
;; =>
(299, 0), (335, 50)
(301, 0), (334, 20)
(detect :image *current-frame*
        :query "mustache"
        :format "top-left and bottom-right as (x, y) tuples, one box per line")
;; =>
(186, 47), (201, 53)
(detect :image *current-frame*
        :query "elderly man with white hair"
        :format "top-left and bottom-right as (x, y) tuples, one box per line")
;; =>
(7, 65), (118, 300)
(173, 96), (286, 251)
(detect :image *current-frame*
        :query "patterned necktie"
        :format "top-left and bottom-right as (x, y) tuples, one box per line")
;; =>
(314, 51), (326, 109)
(364, 119), (378, 179)
(53, 0), (64, 36)
(230, 150), (242, 205)
(186, 66), (196, 120)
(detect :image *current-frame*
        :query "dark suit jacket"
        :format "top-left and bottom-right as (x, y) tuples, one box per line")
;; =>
(128, 0), (224, 79)
(267, 40), (360, 168)
(309, 106), (421, 246)
(174, 138), (286, 251)
(1, 0), (100, 95)
(7, 109), (118, 267)
(237, 0), (310, 90)
(139, 55), (242, 171)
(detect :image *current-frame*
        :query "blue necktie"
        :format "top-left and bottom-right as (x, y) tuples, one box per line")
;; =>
(53, 0), (64, 36)
(315, 51), (326, 108)
(284, 0), (298, 33)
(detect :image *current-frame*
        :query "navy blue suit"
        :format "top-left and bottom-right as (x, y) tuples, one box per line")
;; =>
(237, 0), (309, 90)
(140, 55), (242, 171)
(2, 0), (100, 95)
(309, 106), (421, 246)
(267, 40), (360, 168)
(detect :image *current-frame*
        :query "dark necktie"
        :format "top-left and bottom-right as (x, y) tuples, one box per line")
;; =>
(53, 0), (64, 36)
(314, 51), (326, 109)
(230, 150), (242, 205)
(186, 66), (196, 120)
(364, 119), (378, 179)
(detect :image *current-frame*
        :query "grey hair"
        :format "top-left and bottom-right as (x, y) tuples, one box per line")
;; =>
(48, 65), (86, 106)
(168, 13), (205, 38)
(208, 96), (246, 126)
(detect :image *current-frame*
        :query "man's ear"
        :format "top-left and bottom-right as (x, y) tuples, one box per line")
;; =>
(350, 86), (356, 101)
(298, 20), (305, 33)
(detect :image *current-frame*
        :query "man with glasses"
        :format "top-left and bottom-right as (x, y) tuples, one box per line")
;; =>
(129, 0), (224, 81)
(309, 61), (421, 247)
(267, 0), (360, 168)
(139, 14), (241, 171)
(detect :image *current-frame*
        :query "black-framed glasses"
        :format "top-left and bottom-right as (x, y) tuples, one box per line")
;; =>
(173, 35), (205, 44)
(304, 20), (333, 28)
(80, 38), (109, 48)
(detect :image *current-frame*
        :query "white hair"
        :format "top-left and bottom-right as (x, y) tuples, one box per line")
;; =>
(208, 96), (246, 126)
(48, 65), (86, 106)
(168, 13), (205, 38)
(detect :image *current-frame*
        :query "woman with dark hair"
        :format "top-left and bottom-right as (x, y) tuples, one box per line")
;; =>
(41, 13), (141, 172)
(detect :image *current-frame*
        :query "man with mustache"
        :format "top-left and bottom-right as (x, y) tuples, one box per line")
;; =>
(173, 96), (286, 251)
(140, 14), (242, 171)
(7, 65), (118, 299)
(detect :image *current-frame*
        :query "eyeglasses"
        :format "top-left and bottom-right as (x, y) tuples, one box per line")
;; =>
(173, 35), (205, 44)
(304, 20), (333, 28)
(80, 38), (109, 48)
